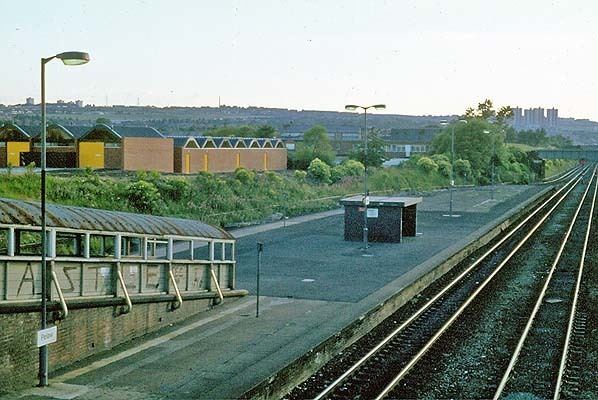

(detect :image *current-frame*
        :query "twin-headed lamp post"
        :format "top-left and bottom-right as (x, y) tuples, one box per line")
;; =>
(439, 119), (467, 218)
(345, 104), (386, 252)
(39, 51), (90, 387)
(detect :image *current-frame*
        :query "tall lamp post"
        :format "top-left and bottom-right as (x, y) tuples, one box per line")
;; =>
(483, 129), (495, 200)
(345, 104), (386, 252)
(39, 51), (90, 387)
(439, 119), (467, 218)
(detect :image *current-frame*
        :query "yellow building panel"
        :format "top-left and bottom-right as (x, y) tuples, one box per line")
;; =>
(6, 142), (30, 167)
(79, 142), (104, 169)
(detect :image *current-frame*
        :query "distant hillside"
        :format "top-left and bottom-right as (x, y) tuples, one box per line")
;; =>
(2, 103), (598, 145)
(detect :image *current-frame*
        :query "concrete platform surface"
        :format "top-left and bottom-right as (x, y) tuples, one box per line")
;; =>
(3, 185), (545, 400)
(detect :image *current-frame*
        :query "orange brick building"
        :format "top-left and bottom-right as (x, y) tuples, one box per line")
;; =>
(78, 124), (174, 172)
(173, 136), (287, 173)
(0, 123), (287, 174)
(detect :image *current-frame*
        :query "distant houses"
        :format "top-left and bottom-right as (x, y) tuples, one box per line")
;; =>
(0, 123), (287, 173)
(281, 127), (440, 159)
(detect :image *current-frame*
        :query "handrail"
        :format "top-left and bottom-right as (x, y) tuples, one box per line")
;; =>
(168, 267), (183, 309)
(50, 270), (68, 319)
(210, 267), (224, 304)
(116, 266), (132, 313)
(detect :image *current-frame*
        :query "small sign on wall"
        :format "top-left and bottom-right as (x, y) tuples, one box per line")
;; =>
(367, 208), (379, 218)
(36, 326), (57, 347)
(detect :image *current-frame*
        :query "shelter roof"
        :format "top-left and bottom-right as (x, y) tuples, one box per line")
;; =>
(0, 197), (232, 240)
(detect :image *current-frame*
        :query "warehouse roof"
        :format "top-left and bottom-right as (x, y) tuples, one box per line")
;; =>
(79, 124), (164, 141)
(0, 197), (232, 240)
(0, 123), (32, 140)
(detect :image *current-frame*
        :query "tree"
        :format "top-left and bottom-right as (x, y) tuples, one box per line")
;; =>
(349, 129), (387, 168)
(496, 106), (513, 125)
(255, 125), (277, 138)
(294, 125), (335, 169)
(95, 117), (112, 125)
(477, 99), (495, 120)
(431, 118), (501, 177)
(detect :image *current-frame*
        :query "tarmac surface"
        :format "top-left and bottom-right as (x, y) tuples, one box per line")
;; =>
(6, 185), (546, 400)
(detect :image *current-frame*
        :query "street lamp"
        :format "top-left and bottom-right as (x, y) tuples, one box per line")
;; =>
(439, 119), (467, 217)
(483, 129), (495, 200)
(345, 104), (386, 253)
(39, 51), (90, 387)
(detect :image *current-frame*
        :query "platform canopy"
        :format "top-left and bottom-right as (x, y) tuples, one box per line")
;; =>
(0, 197), (232, 240)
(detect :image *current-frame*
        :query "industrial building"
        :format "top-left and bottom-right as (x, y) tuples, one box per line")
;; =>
(172, 136), (287, 173)
(78, 124), (173, 172)
(0, 123), (287, 173)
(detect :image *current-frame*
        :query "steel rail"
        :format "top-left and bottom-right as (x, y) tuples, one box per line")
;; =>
(374, 174), (583, 400)
(313, 168), (585, 400)
(543, 164), (582, 184)
(493, 166), (597, 400)
(554, 168), (597, 400)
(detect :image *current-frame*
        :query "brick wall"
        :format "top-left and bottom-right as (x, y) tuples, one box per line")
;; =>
(179, 148), (287, 173)
(122, 138), (174, 173)
(0, 148), (6, 168)
(104, 147), (123, 169)
(0, 297), (218, 391)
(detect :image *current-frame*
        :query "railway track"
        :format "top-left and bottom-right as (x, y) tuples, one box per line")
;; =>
(494, 168), (597, 399)
(286, 166), (594, 400)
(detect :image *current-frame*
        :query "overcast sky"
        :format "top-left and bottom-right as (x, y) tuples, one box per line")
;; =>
(2, 0), (598, 119)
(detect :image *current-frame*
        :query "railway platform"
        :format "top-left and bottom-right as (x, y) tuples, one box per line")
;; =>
(5, 184), (549, 400)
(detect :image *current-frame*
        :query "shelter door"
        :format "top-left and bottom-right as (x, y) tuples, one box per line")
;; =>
(7, 142), (30, 166)
(79, 142), (105, 168)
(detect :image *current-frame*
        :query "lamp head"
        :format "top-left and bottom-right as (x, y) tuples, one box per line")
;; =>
(56, 51), (90, 66)
(439, 119), (449, 126)
(345, 105), (358, 111)
(372, 104), (386, 110)
(458, 119), (468, 124)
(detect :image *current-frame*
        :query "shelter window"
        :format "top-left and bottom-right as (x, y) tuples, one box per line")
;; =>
(147, 239), (168, 259)
(56, 232), (84, 257)
(15, 230), (42, 255)
(89, 235), (115, 257)
(122, 236), (142, 258)
(0, 142), (5, 147)
(105, 143), (121, 148)
(0, 229), (8, 255)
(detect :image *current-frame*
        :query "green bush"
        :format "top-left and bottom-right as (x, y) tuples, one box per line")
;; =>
(417, 157), (438, 174)
(293, 170), (307, 182)
(431, 154), (450, 164)
(234, 167), (254, 184)
(307, 158), (331, 183)
(265, 171), (283, 184)
(436, 160), (452, 177)
(454, 159), (472, 178)
(330, 165), (348, 183)
(126, 180), (162, 214)
(342, 159), (365, 176)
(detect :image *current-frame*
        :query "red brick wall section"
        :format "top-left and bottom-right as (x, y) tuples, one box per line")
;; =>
(180, 148), (287, 173)
(104, 147), (123, 169)
(0, 298), (214, 391)
(0, 148), (6, 168)
(122, 138), (174, 173)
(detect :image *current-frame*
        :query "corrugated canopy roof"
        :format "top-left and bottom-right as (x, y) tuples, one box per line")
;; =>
(0, 198), (232, 240)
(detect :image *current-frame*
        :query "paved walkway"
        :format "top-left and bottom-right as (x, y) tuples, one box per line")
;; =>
(6, 185), (546, 400)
